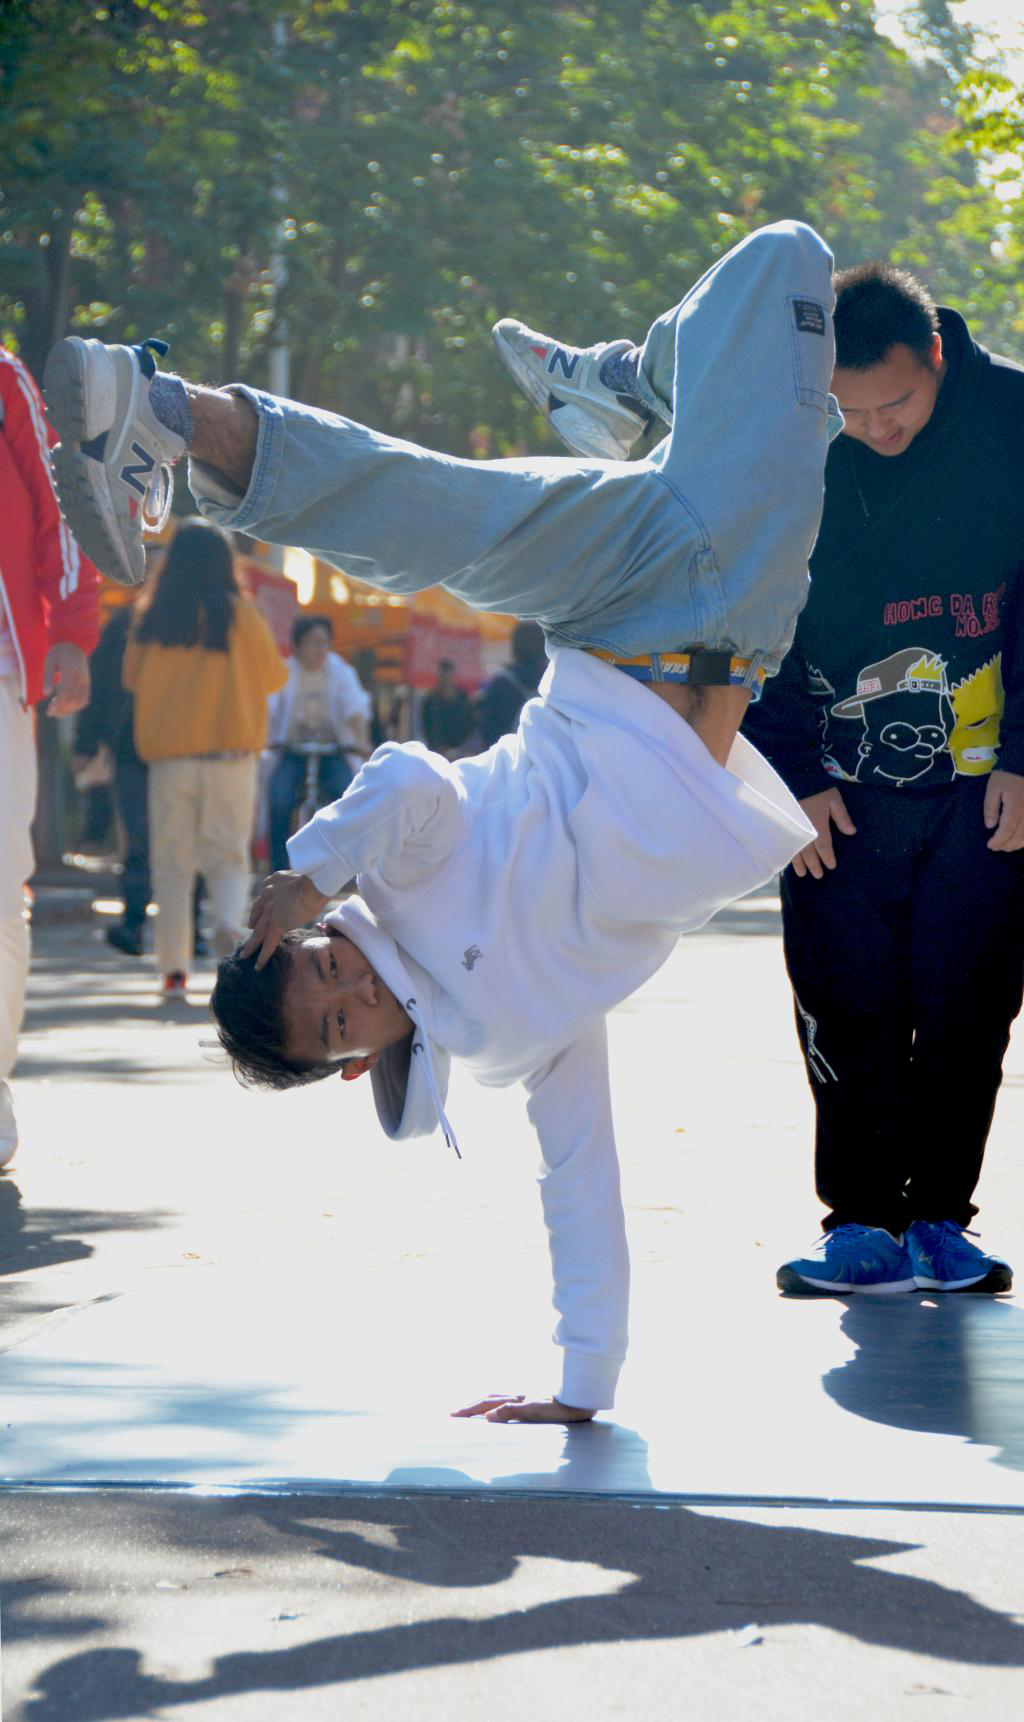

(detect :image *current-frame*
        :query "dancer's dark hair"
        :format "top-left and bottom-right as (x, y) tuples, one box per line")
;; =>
(211, 929), (338, 1091)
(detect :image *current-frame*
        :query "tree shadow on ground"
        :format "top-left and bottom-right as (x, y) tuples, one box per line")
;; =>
(16, 961), (214, 1079)
(823, 1296), (1024, 1475)
(8, 1438), (1024, 1719)
(12, 1052), (214, 1082)
(20, 998), (210, 1033)
(2, 1355), (361, 1484)
(0, 1183), (168, 1282)
(0, 1178), (168, 1338)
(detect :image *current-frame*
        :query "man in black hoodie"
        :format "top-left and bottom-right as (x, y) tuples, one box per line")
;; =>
(745, 262), (1024, 1298)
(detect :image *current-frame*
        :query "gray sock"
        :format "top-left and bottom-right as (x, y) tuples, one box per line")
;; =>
(598, 347), (645, 408)
(149, 374), (195, 446)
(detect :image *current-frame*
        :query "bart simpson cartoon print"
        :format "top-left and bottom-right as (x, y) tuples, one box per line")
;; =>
(949, 656), (1004, 777)
(831, 648), (955, 786)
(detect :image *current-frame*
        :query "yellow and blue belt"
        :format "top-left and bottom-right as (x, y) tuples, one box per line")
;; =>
(587, 647), (766, 696)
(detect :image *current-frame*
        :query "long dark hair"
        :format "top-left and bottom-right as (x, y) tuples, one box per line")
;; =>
(135, 519), (241, 652)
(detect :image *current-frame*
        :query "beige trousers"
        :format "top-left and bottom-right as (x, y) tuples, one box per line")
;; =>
(148, 754), (257, 976)
(0, 676), (36, 1078)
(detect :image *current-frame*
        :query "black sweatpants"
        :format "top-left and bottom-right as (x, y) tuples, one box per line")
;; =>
(781, 778), (1024, 1235)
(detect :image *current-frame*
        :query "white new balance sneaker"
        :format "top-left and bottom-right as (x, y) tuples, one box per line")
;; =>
(492, 320), (653, 461)
(44, 337), (185, 587)
(0, 1079), (18, 1171)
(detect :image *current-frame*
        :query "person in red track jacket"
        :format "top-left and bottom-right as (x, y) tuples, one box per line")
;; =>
(0, 344), (100, 1167)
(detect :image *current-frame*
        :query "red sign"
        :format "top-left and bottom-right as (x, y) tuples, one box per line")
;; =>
(405, 612), (482, 691)
(241, 562), (297, 656)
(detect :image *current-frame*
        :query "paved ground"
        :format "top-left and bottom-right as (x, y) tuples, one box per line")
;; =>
(3, 891), (1024, 1718)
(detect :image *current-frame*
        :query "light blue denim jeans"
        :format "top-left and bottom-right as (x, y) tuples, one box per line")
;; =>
(191, 220), (837, 676)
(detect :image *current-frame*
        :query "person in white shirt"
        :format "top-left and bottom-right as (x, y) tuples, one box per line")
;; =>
(265, 613), (371, 869)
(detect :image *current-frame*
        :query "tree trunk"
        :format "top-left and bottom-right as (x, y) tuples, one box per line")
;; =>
(21, 214), (73, 384)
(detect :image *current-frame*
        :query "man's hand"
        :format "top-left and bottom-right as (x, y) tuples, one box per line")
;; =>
(43, 642), (90, 716)
(790, 787), (857, 879)
(984, 769), (1024, 852)
(451, 1393), (596, 1425)
(241, 870), (329, 969)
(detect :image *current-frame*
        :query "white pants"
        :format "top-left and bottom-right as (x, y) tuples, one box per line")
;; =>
(0, 676), (36, 1080)
(148, 755), (257, 976)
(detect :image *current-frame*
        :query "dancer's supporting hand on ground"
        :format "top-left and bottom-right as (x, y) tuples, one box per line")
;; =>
(452, 1394), (596, 1424)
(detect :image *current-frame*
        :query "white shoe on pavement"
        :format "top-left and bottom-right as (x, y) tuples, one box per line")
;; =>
(43, 336), (185, 587)
(492, 320), (654, 461)
(0, 1079), (18, 1171)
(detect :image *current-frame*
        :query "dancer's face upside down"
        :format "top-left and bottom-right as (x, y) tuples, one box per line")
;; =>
(281, 925), (412, 1079)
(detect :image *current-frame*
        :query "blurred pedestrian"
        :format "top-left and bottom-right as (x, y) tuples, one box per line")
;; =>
(421, 658), (474, 758)
(123, 519), (286, 996)
(478, 622), (547, 748)
(72, 596), (207, 958)
(1, 344), (99, 1167)
(73, 604), (144, 944)
(265, 613), (370, 871)
(72, 758), (115, 853)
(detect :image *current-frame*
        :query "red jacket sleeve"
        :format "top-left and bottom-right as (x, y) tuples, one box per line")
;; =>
(0, 351), (100, 653)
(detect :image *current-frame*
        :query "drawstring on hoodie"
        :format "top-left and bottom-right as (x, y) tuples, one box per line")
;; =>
(407, 998), (461, 1159)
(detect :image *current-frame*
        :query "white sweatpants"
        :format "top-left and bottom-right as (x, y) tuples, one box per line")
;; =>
(0, 675), (37, 1080)
(148, 755), (257, 976)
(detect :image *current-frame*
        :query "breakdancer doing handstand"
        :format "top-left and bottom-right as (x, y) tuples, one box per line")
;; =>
(45, 220), (839, 1423)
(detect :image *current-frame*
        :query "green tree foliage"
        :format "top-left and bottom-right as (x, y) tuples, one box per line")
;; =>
(1, 0), (1017, 454)
(953, 19), (1024, 346)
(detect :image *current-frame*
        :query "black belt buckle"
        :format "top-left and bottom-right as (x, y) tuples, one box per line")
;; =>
(687, 650), (733, 687)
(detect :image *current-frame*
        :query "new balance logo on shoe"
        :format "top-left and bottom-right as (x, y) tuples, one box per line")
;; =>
(546, 347), (580, 380)
(493, 319), (647, 460)
(120, 442), (156, 495)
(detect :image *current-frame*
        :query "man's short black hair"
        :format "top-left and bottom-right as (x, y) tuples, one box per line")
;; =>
(292, 612), (333, 651)
(211, 929), (339, 1091)
(833, 262), (939, 371)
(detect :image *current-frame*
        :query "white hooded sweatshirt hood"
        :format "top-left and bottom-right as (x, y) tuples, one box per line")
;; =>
(327, 894), (459, 1155)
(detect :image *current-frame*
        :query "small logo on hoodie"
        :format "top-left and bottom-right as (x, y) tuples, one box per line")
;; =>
(462, 945), (483, 971)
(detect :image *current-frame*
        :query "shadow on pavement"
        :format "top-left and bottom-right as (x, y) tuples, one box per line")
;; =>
(823, 1297), (1024, 1474)
(12, 1052), (212, 1083)
(16, 958), (213, 1080)
(6, 1480), (1023, 1719)
(0, 1179), (168, 1335)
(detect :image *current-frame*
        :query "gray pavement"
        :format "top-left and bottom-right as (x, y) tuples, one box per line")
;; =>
(3, 896), (1024, 1718)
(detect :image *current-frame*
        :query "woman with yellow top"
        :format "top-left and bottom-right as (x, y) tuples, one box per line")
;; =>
(123, 519), (286, 995)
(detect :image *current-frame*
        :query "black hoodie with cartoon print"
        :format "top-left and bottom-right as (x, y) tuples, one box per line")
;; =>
(745, 309), (1024, 799)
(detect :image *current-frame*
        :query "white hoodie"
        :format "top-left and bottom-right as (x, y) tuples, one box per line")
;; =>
(288, 648), (813, 1409)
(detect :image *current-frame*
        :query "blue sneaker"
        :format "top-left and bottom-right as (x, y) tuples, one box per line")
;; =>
(777, 1224), (916, 1296)
(906, 1220), (1012, 1293)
